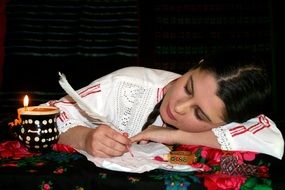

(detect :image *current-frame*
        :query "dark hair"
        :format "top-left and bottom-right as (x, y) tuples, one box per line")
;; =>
(195, 49), (271, 122)
(142, 99), (162, 131)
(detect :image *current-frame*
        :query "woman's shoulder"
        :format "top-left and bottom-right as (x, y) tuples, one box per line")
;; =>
(110, 66), (181, 82)
(87, 66), (181, 89)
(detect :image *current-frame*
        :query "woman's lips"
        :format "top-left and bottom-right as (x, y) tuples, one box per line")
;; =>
(166, 104), (177, 121)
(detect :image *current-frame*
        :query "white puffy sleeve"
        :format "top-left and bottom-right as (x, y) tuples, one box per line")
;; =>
(212, 114), (284, 159)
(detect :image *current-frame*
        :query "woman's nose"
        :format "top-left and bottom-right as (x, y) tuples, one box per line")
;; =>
(174, 99), (192, 115)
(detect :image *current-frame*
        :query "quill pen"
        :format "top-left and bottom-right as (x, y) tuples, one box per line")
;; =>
(58, 72), (107, 124)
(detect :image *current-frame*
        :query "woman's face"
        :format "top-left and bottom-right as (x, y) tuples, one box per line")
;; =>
(160, 68), (226, 132)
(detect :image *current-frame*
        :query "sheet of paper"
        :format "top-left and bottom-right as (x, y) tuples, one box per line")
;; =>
(77, 142), (200, 173)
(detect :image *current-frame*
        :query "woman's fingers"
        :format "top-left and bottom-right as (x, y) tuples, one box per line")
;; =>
(130, 125), (158, 143)
(130, 125), (177, 144)
(130, 133), (148, 143)
(138, 140), (149, 144)
(86, 125), (131, 157)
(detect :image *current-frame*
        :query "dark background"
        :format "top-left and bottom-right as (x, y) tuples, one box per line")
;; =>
(0, 0), (284, 189)
(2, 0), (284, 120)
(272, 0), (284, 122)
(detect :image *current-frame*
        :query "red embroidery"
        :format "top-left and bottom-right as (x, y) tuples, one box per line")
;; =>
(58, 111), (69, 122)
(51, 84), (101, 106)
(79, 84), (101, 97)
(157, 88), (163, 102)
(81, 89), (101, 97)
(229, 125), (247, 137)
(229, 115), (270, 137)
(47, 100), (58, 106)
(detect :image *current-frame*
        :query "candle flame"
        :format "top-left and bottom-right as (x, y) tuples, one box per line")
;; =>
(24, 95), (29, 107)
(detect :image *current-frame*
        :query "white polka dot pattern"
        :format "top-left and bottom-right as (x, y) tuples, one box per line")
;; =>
(16, 112), (60, 152)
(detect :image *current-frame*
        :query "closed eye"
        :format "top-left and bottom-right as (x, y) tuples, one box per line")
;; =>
(194, 107), (211, 122)
(194, 108), (206, 121)
(184, 85), (192, 95)
(184, 76), (193, 96)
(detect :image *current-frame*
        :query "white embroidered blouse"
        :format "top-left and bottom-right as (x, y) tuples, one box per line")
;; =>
(45, 66), (284, 159)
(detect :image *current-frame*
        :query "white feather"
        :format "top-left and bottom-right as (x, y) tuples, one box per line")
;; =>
(58, 72), (108, 124)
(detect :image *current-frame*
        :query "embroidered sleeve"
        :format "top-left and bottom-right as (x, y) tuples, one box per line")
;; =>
(54, 104), (99, 134)
(57, 119), (90, 134)
(212, 115), (284, 159)
(212, 127), (232, 150)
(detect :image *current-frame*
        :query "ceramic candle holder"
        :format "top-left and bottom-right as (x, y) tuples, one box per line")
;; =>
(15, 106), (60, 152)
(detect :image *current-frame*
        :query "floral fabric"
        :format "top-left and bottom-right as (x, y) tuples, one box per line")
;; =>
(0, 140), (273, 190)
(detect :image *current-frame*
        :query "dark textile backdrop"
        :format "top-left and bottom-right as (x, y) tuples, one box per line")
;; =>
(1, 0), (283, 120)
(2, 0), (139, 92)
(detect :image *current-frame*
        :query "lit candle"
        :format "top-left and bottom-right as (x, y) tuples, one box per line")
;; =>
(9, 95), (60, 152)
(23, 95), (29, 111)
(19, 95), (59, 115)
(8, 95), (59, 127)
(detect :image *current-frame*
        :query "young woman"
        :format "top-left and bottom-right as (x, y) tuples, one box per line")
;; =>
(44, 49), (284, 159)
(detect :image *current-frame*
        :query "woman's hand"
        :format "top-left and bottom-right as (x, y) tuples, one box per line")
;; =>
(58, 124), (131, 158)
(130, 125), (178, 145)
(84, 124), (131, 157)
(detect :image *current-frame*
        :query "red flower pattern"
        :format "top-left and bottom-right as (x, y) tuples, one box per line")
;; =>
(203, 173), (247, 190)
(52, 143), (77, 153)
(0, 140), (77, 160)
(0, 140), (39, 159)
(175, 144), (270, 189)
